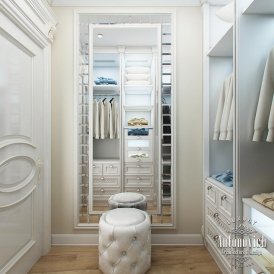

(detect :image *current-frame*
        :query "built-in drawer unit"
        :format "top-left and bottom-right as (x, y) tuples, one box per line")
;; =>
(124, 175), (153, 187)
(126, 139), (152, 151)
(205, 180), (218, 206)
(218, 189), (233, 220)
(93, 176), (120, 187)
(124, 163), (153, 175)
(93, 186), (121, 200)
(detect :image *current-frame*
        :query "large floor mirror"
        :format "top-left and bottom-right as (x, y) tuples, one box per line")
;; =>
(76, 13), (175, 227)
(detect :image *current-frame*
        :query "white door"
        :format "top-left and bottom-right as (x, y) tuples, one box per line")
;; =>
(0, 12), (46, 274)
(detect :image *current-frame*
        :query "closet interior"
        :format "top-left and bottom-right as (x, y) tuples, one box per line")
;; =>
(76, 14), (175, 227)
(203, 0), (274, 273)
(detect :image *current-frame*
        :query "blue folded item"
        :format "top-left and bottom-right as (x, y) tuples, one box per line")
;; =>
(94, 77), (117, 85)
(212, 170), (233, 187)
(128, 128), (149, 136)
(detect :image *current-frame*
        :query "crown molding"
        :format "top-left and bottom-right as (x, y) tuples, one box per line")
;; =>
(0, 0), (57, 47)
(50, 0), (201, 7)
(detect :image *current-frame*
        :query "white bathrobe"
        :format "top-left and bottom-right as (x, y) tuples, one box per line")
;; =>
(253, 48), (274, 142)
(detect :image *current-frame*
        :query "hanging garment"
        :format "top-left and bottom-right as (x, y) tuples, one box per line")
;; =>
(226, 95), (234, 141)
(108, 101), (114, 139)
(104, 100), (110, 139)
(111, 100), (119, 139)
(253, 48), (274, 142)
(213, 74), (233, 140)
(93, 100), (100, 139)
(219, 74), (233, 140)
(99, 100), (105, 139)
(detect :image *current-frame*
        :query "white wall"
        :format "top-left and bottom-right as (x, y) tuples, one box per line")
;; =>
(51, 6), (203, 236)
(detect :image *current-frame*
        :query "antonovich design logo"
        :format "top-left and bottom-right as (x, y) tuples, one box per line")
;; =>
(215, 218), (266, 270)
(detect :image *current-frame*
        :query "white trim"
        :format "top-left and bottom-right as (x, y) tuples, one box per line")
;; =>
(0, 0), (56, 48)
(52, 233), (203, 245)
(200, 0), (230, 6)
(51, 0), (201, 7)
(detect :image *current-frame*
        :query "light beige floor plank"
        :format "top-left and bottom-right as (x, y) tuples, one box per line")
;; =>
(29, 246), (221, 274)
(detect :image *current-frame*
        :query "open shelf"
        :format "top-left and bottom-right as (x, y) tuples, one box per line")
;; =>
(93, 85), (120, 95)
(124, 85), (152, 95)
(207, 26), (233, 57)
(243, 0), (274, 15)
(124, 106), (153, 112)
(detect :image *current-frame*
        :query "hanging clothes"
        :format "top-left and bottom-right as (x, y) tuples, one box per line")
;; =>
(213, 73), (233, 141)
(253, 47), (274, 142)
(93, 98), (119, 139)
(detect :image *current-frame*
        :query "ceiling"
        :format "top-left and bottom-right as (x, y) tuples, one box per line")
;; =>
(93, 27), (158, 47)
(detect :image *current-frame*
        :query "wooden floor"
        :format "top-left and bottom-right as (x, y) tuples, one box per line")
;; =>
(29, 246), (222, 274)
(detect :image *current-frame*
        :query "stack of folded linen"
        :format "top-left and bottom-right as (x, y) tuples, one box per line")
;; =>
(94, 77), (117, 85)
(127, 118), (148, 126)
(125, 66), (151, 85)
(252, 192), (274, 211)
(128, 128), (149, 136)
(212, 170), (233, 187)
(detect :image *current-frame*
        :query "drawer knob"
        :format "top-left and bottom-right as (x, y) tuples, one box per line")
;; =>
(137, 188), (141, 192)
(137, 177), (141, 180)
(101, 177), (104, 180)
(213, 235), (219, 241)
(109, 165), (114, 168)
(137, 136), (141, 139)
(93, 165), (96, 168)
(221, 195), (227, 201)
(137, 159), (141, 162)
(100, 188), (105, 192)
(213, 213), (219, 218)
(136, 165), (141, 168)
(137, 147), (141, 151)
(207, 186), (212, 190)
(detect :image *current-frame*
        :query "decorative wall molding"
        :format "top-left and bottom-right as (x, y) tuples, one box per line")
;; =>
(200, 0), (230, 6)
(50, 0), (201, 7)
(0, 0), (57, 48)
(52, 234), (203, 245)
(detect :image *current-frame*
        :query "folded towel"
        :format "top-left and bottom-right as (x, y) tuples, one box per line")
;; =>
(212, 170), (233, 187)
(126, 74), (150, 81)
(125, 80), (150, 86)
(128, 128), (149, 136)
(126, 67), (150, 74)
(252, 192), (274, 211)
(94, 77), (117, 85)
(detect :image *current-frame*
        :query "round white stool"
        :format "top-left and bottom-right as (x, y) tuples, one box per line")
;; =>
(99, 208), (151, 274)
(108, 192), (147, 210)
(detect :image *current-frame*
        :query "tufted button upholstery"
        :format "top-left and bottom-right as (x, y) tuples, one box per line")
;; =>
(99, 208), (151, 274)
(108, 192), (147, 210)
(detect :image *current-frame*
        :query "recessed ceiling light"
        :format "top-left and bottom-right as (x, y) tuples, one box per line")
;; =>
(97, 34), (103, 39)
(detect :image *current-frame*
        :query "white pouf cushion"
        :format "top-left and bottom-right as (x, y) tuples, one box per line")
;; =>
(108, 192), (147, 210)
(99, 208), (151, 274)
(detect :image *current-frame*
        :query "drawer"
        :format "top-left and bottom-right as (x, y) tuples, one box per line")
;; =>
(124, 187), (153, 200)
(93, 176), (120, 187)
(126, 139), (152, 151)
(218, 190), (233, 220)
(103, 163), (120, 175)
(92, 162), (103, 176)
(124, 163), (153, 175)
(205, 181), (218, 206)
(205, 202), (231, 236)
(93, 186), (121, 200)
(124, 176), (153, 187)
(205, 221), (231, 268)
(125, 150), (153, 163)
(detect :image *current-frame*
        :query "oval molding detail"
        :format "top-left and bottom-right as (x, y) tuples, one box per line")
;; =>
(0, 155), (37, 193)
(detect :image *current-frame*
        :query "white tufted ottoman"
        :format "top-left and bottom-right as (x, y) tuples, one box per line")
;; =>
(99, 208), (151, 274)
(108, 192), (147, 210)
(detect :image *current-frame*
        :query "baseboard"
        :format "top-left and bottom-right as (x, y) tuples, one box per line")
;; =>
(52, 233), (203, 245)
